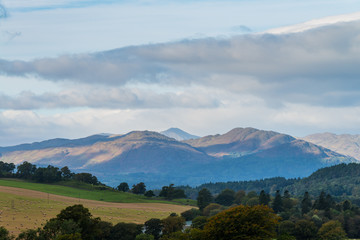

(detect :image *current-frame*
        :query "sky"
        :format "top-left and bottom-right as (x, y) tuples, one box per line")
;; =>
(0, 0), (360, 146)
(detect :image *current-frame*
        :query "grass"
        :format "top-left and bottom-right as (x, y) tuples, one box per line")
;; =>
(0, 179), (196, 236)
(0, 178), (196, 205)
(0, 190), (193, 236)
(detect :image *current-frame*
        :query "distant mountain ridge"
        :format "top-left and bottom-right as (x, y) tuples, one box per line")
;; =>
(184, 127), (296, 157)
(160, 128), (199, 141)
(0, 127), (355, 188)
(303, 133), (360, 161)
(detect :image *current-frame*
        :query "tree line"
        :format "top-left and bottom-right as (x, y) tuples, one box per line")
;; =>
(191, 187), (358, 239)
(0, 160), (99, 185)
(180, 163), (360, 204)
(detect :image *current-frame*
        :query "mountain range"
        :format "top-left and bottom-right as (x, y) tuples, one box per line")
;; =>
(303, 133), (360, 161)
(0, 127), (356, 188)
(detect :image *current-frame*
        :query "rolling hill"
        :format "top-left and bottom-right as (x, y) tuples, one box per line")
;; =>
(0, 128), (355, 188)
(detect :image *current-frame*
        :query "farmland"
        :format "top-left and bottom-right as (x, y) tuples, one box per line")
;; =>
(0, 179), (194, 235)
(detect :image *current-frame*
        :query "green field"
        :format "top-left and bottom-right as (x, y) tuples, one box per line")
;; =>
(0, 179), (196, 235)
(0, 178), (196, 205)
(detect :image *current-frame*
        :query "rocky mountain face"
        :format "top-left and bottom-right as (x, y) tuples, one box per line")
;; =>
(0, 128), (355, 188)
(303, 133), (360, 161)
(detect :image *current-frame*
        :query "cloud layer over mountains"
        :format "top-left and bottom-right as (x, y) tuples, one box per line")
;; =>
(1, 20), (360, 110)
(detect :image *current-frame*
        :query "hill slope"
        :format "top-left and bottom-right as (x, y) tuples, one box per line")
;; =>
(303, 132), (360, 160)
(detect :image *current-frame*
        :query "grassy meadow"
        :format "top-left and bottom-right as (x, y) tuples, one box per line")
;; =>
(0, 179), (195, 235)
(0, 179), (196, 205)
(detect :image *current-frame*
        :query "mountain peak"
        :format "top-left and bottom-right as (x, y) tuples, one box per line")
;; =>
(160, 128), (199, 141)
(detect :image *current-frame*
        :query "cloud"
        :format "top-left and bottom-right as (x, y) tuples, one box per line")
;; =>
(231, 25), (252, 33)
(0, 86), (220, 110)
(0, 20), (360, 108)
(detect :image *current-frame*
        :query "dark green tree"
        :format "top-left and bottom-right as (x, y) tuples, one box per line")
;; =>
(301, 192), (312, 215)
(313, 191), (326, 210)
(203, 205), (280, 240)
(61, 166), (73, 180)
(159, 184), (186, 200)
(181, 208), (201, 221)
(0, 161), (15, 177)
(73, 173), (99, 185)
(117, 182), (130, 192)
(191, 216), (208, 230)
(197, 188), (213, 211)
(215, 189), (235, 206)
(343, 200), (351, 211)
(144, 218), (162, 240)
(0, 226), (13, 240)
(293, 219), (318, 240)
(145, 190), (155, 198)
(46, 204), (103, 240)
(33, 165), (62, 183)
(16, 161), (36, 179)
(132, 182), (146, 194)
(161, 215), (185, 236)
(259, 190), (270, 205)
(272, 190), (283, 213)
(282, 190), (294, 211)
(135, 233), (154, 240)
(109, 222), (143, 240)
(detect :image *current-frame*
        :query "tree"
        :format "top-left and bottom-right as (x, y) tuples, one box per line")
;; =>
(234, 190), (246, 204)
(0, 226), (13, 240)
(144, 218), (162, 240)
(191, 216), (208, 230)
(282, 190), (294, 211)
(16, 161), (36, 179)
(0, 161), (15, 177)
(132, 182), (146, 194)
(181, 208), (201, 221)
(73, 173), (98, 185)
(343, 200), (351, 211)
(301, 192), (312, 215)
(259, 190), (270, 205)
(293, 219), (318, 240)
(117, 182), (130, 192)
(145, 190), (155, 198)
(318, 220), (347, 240)
(272, 190), (283, 213)
(197, 188), (213, 211)
(203, 205), (280, 240)
(136, 233), (154, 240)
(17, 229), (41, 239)
(61, 166), (73, 180)
(33, 165), (62, 183)
(278, 220), (296, 237)
(161, 215), (185, 236)
(44, 204), (103, 240)
(202, 203), (224, 217)
(109, 222), (143, 240)
(214, 189), (235, 206)
(159, 184), (186, 200)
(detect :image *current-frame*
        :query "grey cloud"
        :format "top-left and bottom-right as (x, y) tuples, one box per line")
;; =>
(231, 25), (252, 33)
(1, 21), (360, 107)
(0, 88), (220, 110)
